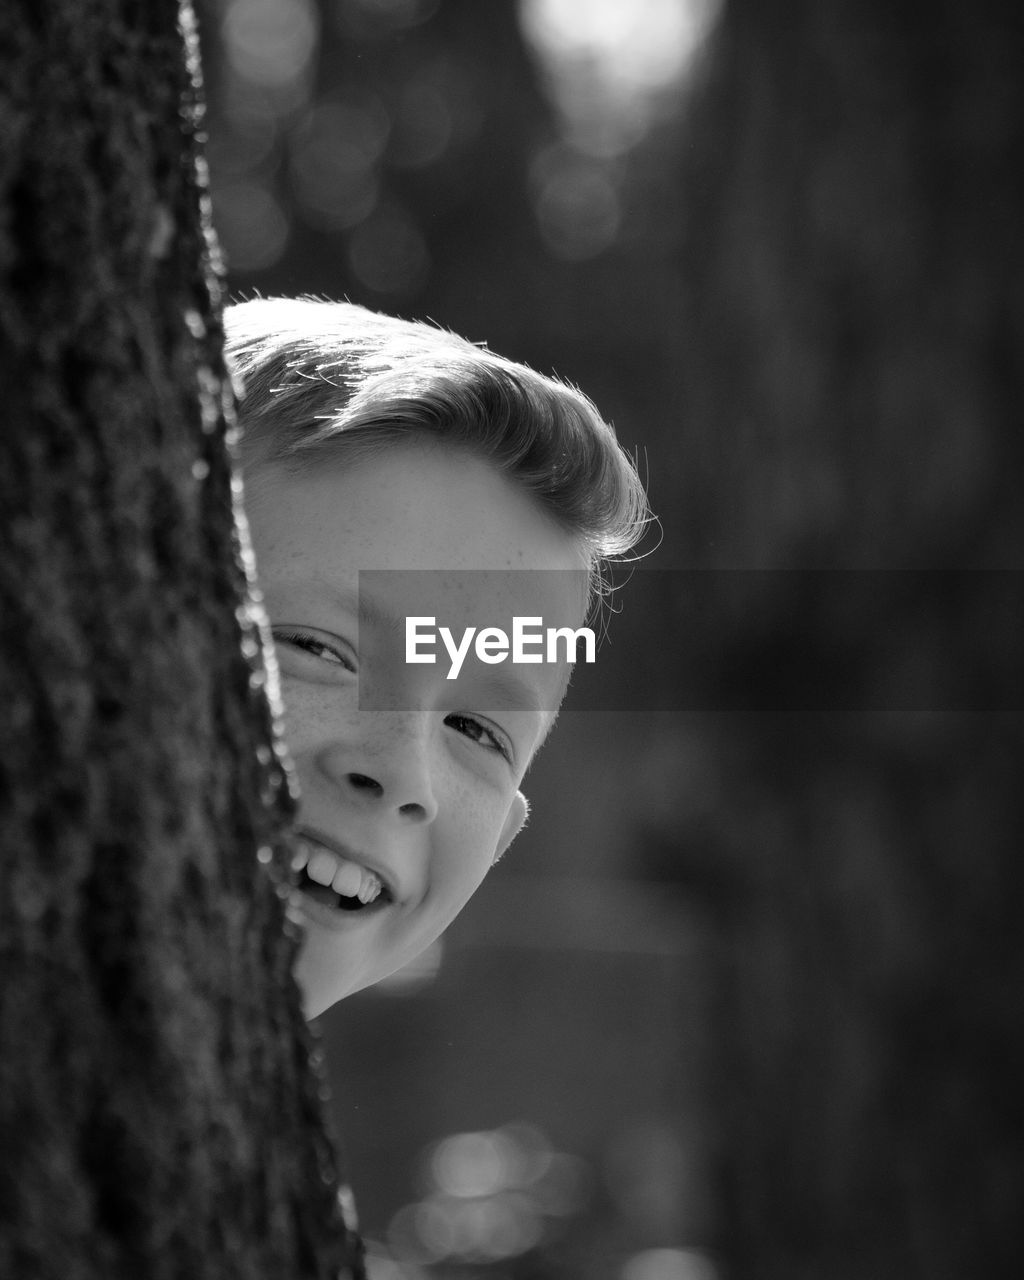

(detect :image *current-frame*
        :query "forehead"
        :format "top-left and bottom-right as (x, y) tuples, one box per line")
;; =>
(247, 441), (589, 580)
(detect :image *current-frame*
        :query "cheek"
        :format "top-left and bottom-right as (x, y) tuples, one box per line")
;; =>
(276, 679), (348, 754)
(430, 851), (493, 926)
(431, 791), (510, 894)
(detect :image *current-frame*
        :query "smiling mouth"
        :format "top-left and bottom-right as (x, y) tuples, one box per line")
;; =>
(293, 831), (392, 914)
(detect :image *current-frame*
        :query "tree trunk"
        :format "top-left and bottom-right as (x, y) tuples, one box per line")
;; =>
(660, 1), (1024, 1275)
(0, 4), (363, 1277)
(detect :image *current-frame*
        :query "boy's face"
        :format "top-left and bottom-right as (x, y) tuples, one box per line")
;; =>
(246, 441), (587, 1016)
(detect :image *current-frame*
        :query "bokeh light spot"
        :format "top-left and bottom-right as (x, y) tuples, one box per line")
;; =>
(362, 1245), (413, 1280)
(520, 0), (723, 154)
(348, 205), (430, 297)
(223, 0), (319, 89)
(520, 0), (720, 93)
(358, 0), (431, 19)
(390, 79), (454, 168)
(471, 1193), (544, 1260)
(622, 1248), (720, 1280)
(430, 1130), (517, 1198)
(338, 0), (440, 34)
(412, 1198), (457, 1260)
(211, 180), (289, 271)
(386, 1203), (429, 1264)
(206, 100), (279, 178)
(532, 148), (621, 260)
(289, 101), (388, 229)
(532, 1151), (592, 1215)
(497, 1120), (554, 1185)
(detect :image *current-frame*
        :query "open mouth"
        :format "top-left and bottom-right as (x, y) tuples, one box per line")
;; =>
(293, 831), (391, 914)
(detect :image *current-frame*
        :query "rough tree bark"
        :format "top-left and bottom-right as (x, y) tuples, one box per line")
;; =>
(0, 4), (363, 1277)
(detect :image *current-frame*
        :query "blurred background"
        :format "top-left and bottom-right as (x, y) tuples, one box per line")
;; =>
(200, 2), (1023, 1277)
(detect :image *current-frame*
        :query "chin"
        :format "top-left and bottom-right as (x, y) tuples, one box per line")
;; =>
(294, 946), (361, 1019)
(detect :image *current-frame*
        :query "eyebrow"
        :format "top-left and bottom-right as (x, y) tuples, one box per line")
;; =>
(473, 668), (546, 715)
(316, 581), (407, 636)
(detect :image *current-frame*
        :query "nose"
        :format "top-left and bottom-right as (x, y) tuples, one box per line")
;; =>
(313, 712), (439, 824)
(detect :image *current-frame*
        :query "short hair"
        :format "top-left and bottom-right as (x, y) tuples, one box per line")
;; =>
(223, 297), (650, 594)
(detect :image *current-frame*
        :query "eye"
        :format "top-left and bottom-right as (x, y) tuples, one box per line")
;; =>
(445, 712), (513, 765)
(273, 627), (357, 676)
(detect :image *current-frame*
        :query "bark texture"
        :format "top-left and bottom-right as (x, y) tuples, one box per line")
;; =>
(0, 4), (362, 1277)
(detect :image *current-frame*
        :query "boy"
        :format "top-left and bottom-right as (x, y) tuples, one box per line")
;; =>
(225, 298), (648, 1017)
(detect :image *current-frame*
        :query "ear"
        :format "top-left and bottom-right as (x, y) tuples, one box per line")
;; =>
(493, 790), (530, 865)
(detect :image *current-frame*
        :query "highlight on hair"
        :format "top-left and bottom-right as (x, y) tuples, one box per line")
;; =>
(223, 296), (651, 586)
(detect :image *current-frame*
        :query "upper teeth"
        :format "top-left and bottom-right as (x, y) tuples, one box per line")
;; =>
(293, 838), (383, 904)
